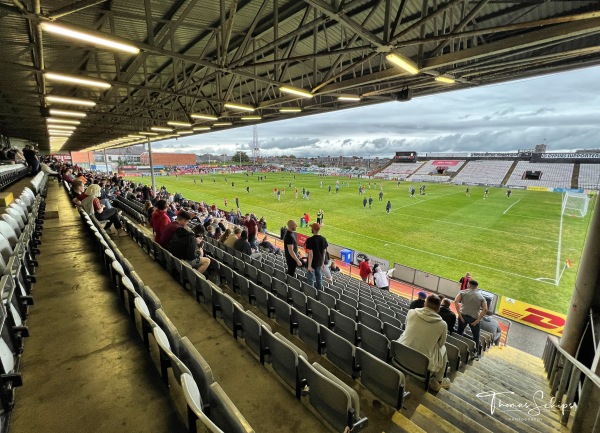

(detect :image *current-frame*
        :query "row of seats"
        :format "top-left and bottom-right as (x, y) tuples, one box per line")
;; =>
(505, 162), (573, 187)
(578, 164), (600, 189)
(114, 196), (147, 224)
(376, 163), (422, 178)
(204, 237), (495, 390)
(0, 165), (29, 192)
(0, 175), (48, 429)
(452, 160), (514, 186)
(78, 207), (255, 433)
(122, 218), (382, 431)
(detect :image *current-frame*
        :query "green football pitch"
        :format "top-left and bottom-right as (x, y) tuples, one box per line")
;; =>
(127, 172), (593, 313)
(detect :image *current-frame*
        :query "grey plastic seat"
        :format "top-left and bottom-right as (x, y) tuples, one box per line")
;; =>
(383, 322), (403, 341)
(390, 341), (432, 390)
(221, 265), (235, 290)
(287, 276), (301, 290)
(1, 215), (21, 238)
(133, 297), (157, 349)
(212, 290), (242, 337)
(0, 234), (13, 264)
(445, 342), (461, 371)
(337, 300), (358, 321)
(179, 337), (215, 405)
(181, 373), (223, 433)
(330, 310), (357, 344)
(298, 357), (367, 432)
(0, 222), (18, 248)
(357, 323), (390, 362)
(257, 269), (272, 291)
(355, 347), (407, 410)
(153, 326), (189, 388)
(272, 278), (289, 302)
(6, 206), (26, 228)
(447, 334), (471, 363)
(307, 297), (331, 328)
(318, 290), (336, 309)
(234, 272), (252, 302)
(321, 327), (358, 378)
(262, 328), (306, 397)
(206, 381), (256, 433)
(358, 310), (383, 332)
(289, 287), (307, 313)
(155, 309), (182, 357)
(379, 312), (403, 330)
(253, 285), (271, 317)
(291, 308), (322, 353)
(271, 295), (293, 332)
(237, 307), (269, 361)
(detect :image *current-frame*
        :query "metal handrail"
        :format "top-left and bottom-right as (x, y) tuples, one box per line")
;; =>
(542, 335), (600, 429)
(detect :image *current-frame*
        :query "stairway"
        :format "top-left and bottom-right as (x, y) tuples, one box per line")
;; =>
(502, 161), (519, 185)
(449, 160), (469, 179)
(571, 162), (580, 189)
(386, 346), (570, 433)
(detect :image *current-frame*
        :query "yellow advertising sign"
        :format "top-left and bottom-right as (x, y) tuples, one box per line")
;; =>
(527, 186), (551, 192)
(498, 296), (566, 337)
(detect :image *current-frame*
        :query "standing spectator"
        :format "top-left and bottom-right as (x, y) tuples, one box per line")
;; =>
(397, 294), (450, 391)
(459, 272), (472, 290)
(373, 264), (389, 290)
(23, 145), (40, 175)
(150, 200), (170, 242)
(305, 223), (328, 290)
(358, 257), (372, 283)
(284, 220), (303, 276)
(454, 280), (488, 358)
(243, 213), (258, 248)
(409, 291), (427, 309)
(438, 298), (457, 334)
(480, 311), (502, 346)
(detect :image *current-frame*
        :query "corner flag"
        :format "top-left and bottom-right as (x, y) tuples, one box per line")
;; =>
(566, 259), (572, 269)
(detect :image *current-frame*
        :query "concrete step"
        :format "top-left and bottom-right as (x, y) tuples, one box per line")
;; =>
(385, 411), (427, 433)
(451, 372), (553, 433)
(466, 358), (551, 396)
(435, 389), (521, 433)
(495, 346), (544, 367)
(410, 403), (475, 433)
(460, 366), (565, 429)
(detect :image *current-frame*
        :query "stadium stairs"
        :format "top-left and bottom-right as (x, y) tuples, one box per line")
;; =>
(368, 159), (394, 177)
(571, 163), (580, 189)
(502, 161), (520, 186)
(449, 162), (468, 179)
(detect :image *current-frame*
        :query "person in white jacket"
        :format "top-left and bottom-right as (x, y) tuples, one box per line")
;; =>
(397, 294), (450, 391)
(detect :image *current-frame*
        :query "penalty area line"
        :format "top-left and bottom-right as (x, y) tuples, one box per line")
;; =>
(503, 199), (521, 215)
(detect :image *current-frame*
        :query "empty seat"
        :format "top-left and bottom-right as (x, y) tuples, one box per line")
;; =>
(291, 308), (322, 353)
(270, 295), (293, 332)
(321, 327), (359, 378)
(307, 297), (331, 328)
(355, 347), (407, 410)
(357, 323), (389, 362)
(358, 311), (382, 332)
(179, 337), (215, 406)
(383, 322), (403, 341)
(318, 291), (336, 309)
(298, 357), (367, 432)
(262, 328), (306, 397)
(337, 300), (358, 321)
(207, 382), (255, 433)
(330, 310), (357, 344)
(237, 307), (270, 361)
(181, 372), (225, 433)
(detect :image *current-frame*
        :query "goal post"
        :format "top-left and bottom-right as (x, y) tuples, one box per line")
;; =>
(562, 192), (590, 218)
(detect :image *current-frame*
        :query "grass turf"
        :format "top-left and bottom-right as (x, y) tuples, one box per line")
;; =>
(127, 172), (593, 313)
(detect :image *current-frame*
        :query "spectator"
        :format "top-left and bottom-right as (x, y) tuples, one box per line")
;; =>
(258, 235), (280, 254)
(71, 179), (86, 206)
(283, 220), (303, 276)
(243, 214), (258, 248)
(143, 200), (153, 220)
(397, 294), (450, 391)
(454, 280), (488, 358)
(167, 220), (210, 274)
(358, 257), (372, 283)
(329, 261), (341, 274)
(150, 200), (170, 242)
(438, 298), (457, 334)
(305, 223), (328, 291)
(234, 230), (261, 259)
(480, 311), (502, 346)
(81, 184), (126, 236)
(224, 227), (242, 248)
(22, 144), (40, 175)
(459, 272), (472, 290)
(219, 228), (232, 244)
(373, 264), (389, 291)
(158, 210), (191, 248)
(409, 291), (427, 309)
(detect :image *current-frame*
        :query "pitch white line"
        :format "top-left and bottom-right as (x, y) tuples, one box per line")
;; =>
(555, 195), (565, 286)
(503, 199), (521, 215)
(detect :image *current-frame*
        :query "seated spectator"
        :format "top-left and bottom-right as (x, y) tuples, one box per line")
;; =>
(234, 230), (261, 259)
(409, 291), (427, 309)
(330, 261), (341, 273)
(480, 311), (502, 346)
(373, 264), (389, 291)
(167, 219), (210, 274)
(150, 200), (170, 242)
(224, 227), (241, 248)
(258, 235), (281, 254)
(219, 228), (232, 244)
(397, 294), (450, 391)
(143, 200), (153, 220)
(438, 298), (457, 334)
(71, 179), (86, 206)
(81, 184), (127, 236)
(158, 210), (191, 248)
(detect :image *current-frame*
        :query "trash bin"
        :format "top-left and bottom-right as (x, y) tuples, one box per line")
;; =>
(300, 217), (305, 227)
(340, 249), (352, 264)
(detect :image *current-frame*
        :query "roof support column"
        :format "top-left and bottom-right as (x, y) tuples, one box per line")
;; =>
(147, 137), (156, 197)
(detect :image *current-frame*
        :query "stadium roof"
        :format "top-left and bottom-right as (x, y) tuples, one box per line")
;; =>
(1, 0), (600, 152)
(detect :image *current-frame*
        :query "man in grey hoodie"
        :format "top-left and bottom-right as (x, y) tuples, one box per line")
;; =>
(397, 294), (450, 391)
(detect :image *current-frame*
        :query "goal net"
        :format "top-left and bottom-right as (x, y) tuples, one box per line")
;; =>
(562, 192), (590, 218)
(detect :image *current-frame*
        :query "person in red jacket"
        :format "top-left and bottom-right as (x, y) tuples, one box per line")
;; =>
(359, 257), (372, 283)
(150, 200), (171, 242)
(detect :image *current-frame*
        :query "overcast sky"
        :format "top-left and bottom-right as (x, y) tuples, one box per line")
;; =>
(152, 65), (600, 158)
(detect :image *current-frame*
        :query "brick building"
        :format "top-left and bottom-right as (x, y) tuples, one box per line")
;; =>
(139, 152), (196, 166)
